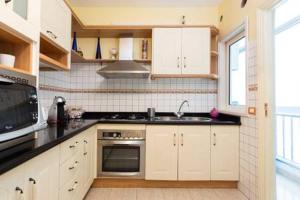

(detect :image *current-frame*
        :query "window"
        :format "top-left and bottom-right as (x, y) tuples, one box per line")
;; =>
(219, 21), (248, 114)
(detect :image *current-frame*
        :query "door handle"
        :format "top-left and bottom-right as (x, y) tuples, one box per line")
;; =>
(181, 133), (183, 146)
(173, 133), (176, 146)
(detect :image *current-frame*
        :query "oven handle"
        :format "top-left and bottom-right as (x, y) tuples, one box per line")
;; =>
(99, 140), (145, 146)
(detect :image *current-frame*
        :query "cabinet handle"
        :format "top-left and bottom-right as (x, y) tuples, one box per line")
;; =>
(213, 133), (216, 146)
(84, 140), (88, 144)
(84, 152), (88, 156)
(68, 181), (78, 192)
(177, 57), (180, 68)
(46, 30), (57, 39)
(173, 133), (176, 146)
(181, 133), (183, 146)
(15, 187), (23, 194)
(69, 145), (75, 149)
(29, 178), (36, 185)
(5, 0), (12, 3)
(184, 57), (187, 68)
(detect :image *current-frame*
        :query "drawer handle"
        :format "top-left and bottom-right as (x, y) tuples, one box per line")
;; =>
(177, 57), (180, 68)
(68, 181), (78, 192)
(181, 133), (183, 146)
(84, 152), (88, 156)
(46, 30), (57, 39)
(184, 57), (187, 68)
(29, 178), (36, 184)
(173, 133), (176, 146)
(84, 140), (88, 144)
(69, 145), (75, 149)
(68, 166), (75, 170)
(15, 187), (23, 194)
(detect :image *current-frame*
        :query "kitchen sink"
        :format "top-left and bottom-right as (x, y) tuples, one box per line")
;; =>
(154, 116), (212, 122)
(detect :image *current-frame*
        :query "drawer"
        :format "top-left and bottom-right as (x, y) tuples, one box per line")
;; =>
(60, 135), (82, 165)
(60, 151), (82, 187)
(59, 177), (81, 200)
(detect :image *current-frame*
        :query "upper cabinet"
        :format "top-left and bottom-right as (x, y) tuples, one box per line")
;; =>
(152, 27), (218, 80)
(41, 0), (71, 51)
(40, 0), (71, 71)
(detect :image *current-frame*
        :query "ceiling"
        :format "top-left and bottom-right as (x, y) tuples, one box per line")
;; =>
(69, 0), (222, 7)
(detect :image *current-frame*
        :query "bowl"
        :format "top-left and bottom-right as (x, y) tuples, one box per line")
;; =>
(0, 54), (16, 67)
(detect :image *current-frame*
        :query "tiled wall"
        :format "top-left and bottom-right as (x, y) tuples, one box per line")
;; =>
(39, 44), (258, 200)
(238, 42), (258, 200)
(39, 64), (218, 114)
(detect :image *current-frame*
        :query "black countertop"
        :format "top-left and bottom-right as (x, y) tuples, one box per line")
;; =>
(0, 119), (98, 176)
(0, 112), (240, 176)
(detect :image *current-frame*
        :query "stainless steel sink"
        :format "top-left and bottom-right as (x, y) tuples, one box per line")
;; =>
(180, 117), (212, 121)
(154, 116), (212, 122)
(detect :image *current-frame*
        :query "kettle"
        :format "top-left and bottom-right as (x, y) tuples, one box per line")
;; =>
(47, 96), (66, 124)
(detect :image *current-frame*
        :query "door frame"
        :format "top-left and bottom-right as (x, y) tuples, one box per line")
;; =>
(257, 0), (282, 199)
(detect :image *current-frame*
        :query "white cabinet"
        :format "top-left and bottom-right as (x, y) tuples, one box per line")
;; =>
(152, 29), (182, 75)
(41, 0), (71, 51)
(146, 125), (239, 181)
(24, 147), (60, 200)
(152, 28), (211, 76)
(146, 125), (211, 181)
(181, 28), (210, 74)
(0, 165), (26, 200)
(178, 126), (211, 180)
(211, 126), (239, 180)
(145, 126), (178, 180)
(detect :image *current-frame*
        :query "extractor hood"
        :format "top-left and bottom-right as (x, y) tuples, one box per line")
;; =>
(97, 37), (150, 79)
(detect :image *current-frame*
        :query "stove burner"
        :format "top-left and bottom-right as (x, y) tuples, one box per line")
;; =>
(100, 113), (146, 121)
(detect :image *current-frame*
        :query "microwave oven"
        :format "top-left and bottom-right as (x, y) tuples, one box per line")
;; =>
(0, 68), (39, 145)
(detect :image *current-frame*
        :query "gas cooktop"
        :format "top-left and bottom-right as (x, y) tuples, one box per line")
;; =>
(99, 113), (147, 121)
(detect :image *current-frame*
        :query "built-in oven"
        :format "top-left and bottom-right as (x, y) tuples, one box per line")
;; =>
(0, 68), (38, 150)
(97, 129), (145, 178)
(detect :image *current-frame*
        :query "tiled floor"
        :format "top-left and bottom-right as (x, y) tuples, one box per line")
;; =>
(85, 188), (248, 200)
(277, 174), (300, 200)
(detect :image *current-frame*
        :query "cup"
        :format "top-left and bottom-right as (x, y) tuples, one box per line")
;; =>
(147, 108), (155, 119)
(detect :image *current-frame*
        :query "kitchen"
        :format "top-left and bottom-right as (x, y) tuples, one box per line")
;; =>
(1, 0), (300, 200)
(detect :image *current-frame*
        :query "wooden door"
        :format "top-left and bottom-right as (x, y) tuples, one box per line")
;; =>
(178, 126), (211, 180)
(145, 125), (178, 180)
(211, 126), (239, 180)
(181, 28), (211, 75)
(152, 28), (182, 75)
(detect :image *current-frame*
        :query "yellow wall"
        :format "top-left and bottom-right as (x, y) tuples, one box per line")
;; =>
(72, 6), (219, 27)
(218, 0), (277, 40)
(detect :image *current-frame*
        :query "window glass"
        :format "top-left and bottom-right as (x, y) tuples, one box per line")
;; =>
(275, 0), (300, 29)
(229, 37), (246, 106)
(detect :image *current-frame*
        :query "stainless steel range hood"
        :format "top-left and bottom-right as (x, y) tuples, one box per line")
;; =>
(97, 37), (150, 79)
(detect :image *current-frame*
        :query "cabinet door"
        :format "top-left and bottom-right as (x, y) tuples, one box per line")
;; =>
(0, 166), (26, 200)
(152, 28), (182, 75)
(211, 126), (239, 180)
(181, 28), (210, 74)
(25, 147), (60, 200)
(178, 126), (211, 180)
(145, 126), (178, 180)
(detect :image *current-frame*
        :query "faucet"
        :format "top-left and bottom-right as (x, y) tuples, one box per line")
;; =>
(174, 100), (189, 118)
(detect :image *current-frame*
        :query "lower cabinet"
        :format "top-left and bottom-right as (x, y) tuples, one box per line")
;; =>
(146, 125), (239, 181)
(211, 126), (239, 180)
(0, 125), (97, 200)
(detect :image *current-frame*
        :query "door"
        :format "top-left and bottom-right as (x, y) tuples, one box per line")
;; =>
(152, 28), (182, 75)
(181, 28), (211, 74)
(145, 126), (178, 180)
(211, 126), (239, 180)
(25, 147), (60, 200)
(0, 166), (26, 200)
(178, 126), (211, 180)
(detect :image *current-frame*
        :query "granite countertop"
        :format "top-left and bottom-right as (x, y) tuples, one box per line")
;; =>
(0, 112), (240, 176)
(0, 119), (98, 176)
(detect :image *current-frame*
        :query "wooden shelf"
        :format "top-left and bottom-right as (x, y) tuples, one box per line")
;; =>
(151, 74), (218, 80)
(40, 53), (68, 71)
(40, 35), (69, 71)
(0, 64), (32, 76)
(71, 50), (116, 64)
(134, 59), (152, 64)
(0, 24), (32, 74)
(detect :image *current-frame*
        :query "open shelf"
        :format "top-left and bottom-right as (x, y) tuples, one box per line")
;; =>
(71, 50), (116, 64)
(39, 35), (69, 71)
(0, 24), (32, 74)
(0, 64), (32, 76)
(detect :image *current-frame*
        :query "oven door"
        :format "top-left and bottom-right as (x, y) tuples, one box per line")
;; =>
(98, 140), (145, 178)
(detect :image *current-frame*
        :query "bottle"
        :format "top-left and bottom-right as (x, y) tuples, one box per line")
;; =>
(96, 37), (102, 59)
(72, 32), (78, 52)
(142, 39), (148, 60)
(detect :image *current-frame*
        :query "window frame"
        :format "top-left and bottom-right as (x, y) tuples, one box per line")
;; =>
(218, 19), (249, 115)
